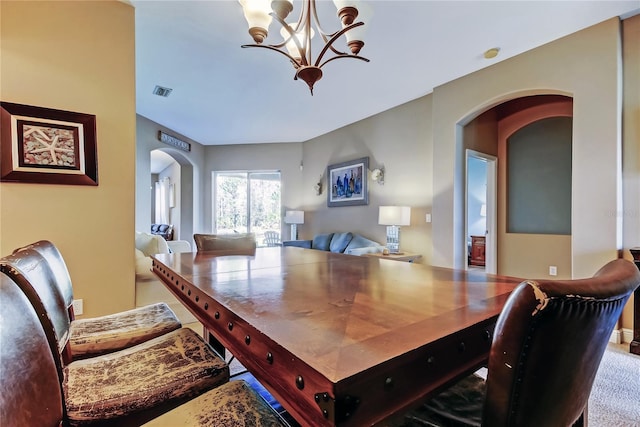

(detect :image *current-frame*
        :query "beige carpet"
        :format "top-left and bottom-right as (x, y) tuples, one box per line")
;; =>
(588, 343), (640, 426)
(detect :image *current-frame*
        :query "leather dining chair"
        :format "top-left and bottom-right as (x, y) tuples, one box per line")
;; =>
(393, 258), (640, 427)
(0, 272), (286, 427)
(0, 248), (230, 426)
(9, 240), (182, 360)
(193, 232), (257, 255)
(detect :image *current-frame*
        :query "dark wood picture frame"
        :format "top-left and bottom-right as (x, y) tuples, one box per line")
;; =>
(1, 102), (98, 185)
(327, 156), (369, 207)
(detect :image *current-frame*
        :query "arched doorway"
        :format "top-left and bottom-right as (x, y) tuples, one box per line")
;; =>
(462, 94), (573, 277)
(149, 149), (195, 242)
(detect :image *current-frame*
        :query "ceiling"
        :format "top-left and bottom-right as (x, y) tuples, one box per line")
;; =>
(134, 1), (639, 147)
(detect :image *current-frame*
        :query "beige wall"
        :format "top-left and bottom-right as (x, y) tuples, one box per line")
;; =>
(0, 1), (136, 317)
(136, 114), (206, 244)
(432, 18), (623, 279)
(620, 14), (640, 333)
(300, 97), (433, 260)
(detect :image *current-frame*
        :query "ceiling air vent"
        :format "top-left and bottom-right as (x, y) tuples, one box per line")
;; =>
(153, 85), (173, 97)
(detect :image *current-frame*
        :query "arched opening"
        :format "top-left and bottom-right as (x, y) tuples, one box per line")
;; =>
(461, 94), (573, 277)
(149, 148), (195, 243)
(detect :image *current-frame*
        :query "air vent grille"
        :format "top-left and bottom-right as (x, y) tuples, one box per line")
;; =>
(153, 85), (173, 97)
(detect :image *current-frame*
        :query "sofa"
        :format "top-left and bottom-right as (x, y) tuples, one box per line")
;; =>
(283, 232), (385, 256)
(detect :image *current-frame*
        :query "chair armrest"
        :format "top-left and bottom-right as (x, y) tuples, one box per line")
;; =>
(282, 240), (312, 249)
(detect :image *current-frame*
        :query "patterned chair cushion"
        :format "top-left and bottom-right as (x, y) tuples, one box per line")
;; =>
(64, 328), (229, 425)
(394, 373), (485, 427)
(143, 380), (285, 426)
(69, 302), (181, 359)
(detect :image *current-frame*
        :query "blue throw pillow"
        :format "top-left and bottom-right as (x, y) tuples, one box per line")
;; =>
(312, 233), (334, 251)
(329, 232), (354, 253)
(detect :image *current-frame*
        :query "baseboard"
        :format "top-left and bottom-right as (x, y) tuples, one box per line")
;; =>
(610, 329), (622, 344)
(610, 328), (634, 344)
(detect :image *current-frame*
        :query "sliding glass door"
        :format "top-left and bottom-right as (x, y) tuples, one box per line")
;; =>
(214, 171), (281, 246)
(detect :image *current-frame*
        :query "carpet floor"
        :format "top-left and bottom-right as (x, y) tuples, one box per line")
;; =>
(588, 343), (640, 427)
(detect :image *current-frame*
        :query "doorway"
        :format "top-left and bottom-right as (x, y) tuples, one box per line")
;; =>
(466, 150), (497, 274)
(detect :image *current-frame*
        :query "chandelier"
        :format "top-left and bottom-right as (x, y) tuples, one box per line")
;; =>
(238, 0), (370, 94)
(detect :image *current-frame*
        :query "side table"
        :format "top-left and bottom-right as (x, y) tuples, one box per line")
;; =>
(364, 252), (422, 263)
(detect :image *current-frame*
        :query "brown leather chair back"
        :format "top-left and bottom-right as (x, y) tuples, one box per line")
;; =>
(0, 273), (65, 426)
(0, 248), (70, 375)
(484, 258), (640, 426)
(13, 240), (76, 318)
(193, 233), (257, 255)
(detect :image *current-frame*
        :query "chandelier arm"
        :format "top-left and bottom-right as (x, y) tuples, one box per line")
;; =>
(313, 21), (365, 67)
(317, 54), (369, 70)
(270, 11), (309, 66)
(241, 44), (302, 68)
(309, 0), (336, 41)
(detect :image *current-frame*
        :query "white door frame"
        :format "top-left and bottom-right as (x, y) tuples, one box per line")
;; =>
(465, 150), (497, 274)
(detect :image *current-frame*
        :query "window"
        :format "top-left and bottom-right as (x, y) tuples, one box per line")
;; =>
(214, 171), (281, 246)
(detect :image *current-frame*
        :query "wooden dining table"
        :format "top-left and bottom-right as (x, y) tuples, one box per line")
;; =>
(151, 247), (522, 427)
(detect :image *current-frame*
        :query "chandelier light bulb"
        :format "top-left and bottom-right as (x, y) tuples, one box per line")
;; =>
(280, 24), (315, 60)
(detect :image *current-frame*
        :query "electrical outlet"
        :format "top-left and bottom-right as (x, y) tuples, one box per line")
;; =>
(73, 299), (84, 315)
(425, 213), (432, 223)
(549, 266), (557, 276)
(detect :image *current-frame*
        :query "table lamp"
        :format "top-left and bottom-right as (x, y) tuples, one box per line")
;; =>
(284, 210), (304, 240)
(378, 206), (411, 254)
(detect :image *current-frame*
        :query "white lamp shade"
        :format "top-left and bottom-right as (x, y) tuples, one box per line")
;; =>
(333, 0), (359, 10)
(284, 210), (305, 224)
(344, 1), (371, 43)
(378, 206), (410, 226)
(238, 0), (273, 32)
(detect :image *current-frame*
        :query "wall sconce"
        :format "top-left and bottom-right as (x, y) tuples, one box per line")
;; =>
(378, 206), (411, 254)
(371, 168), (384, 185)
(284, 210), (304, 240)
(314, 175), (322, 195)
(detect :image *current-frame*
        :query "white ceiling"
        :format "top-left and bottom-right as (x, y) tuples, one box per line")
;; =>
(133, 0), (639, 147)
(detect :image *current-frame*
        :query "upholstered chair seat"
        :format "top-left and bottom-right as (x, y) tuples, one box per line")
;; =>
(68, 302), (180, 358)
(143, 380), (285, 427)
(64, 328), (228, 425)
(11, 240), (182, 360)
(194, 233), (257, 255)
(0, 247), (231, 425)
(0, 272), (284, 427)
(393, 258), (640, 427)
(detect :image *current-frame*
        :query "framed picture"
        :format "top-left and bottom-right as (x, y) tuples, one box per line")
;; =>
(1, 102), (98, 185)
(327, 156), (369, 207)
